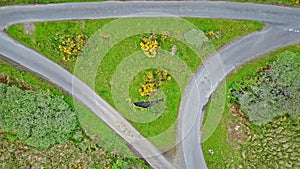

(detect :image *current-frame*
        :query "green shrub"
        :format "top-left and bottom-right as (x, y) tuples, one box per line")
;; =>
(0, 83), (78, 148)
(231, 51), (300, 125)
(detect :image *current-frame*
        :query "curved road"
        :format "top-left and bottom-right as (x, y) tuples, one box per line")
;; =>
(1, 1), (300, 169)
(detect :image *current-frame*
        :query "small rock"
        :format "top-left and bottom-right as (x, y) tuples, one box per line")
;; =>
(235, 125), (240, 131)
(22, 22), (35, 35)
(170, 45), (177, 56)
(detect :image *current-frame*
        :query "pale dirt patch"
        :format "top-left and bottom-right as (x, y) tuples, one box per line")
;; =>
(22, 22), (35, 35)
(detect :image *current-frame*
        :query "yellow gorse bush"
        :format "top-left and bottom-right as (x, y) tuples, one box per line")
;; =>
(161, 32), (169, 41)
(205, 30), (220, 40)
(139, 70), (171, 97)
(59, 34), (86, 62)
(73, 163), (84, 169)
(140, 34), (160, 58)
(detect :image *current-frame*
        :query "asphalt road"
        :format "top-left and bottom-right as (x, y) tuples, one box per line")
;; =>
(1, 1), (300, 169)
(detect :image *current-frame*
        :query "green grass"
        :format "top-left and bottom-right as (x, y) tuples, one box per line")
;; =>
(128, 69), (181, 148)
(185, 18), (264, 50)
(6, 19), (264, 73)
(202, 43), (300, 168)
(6, 19), (115, 72)
(0, 0), (104, 6)
(7, 18), (263, 149)
(224, 0), (300, 7)
(94, 33), (200, 148)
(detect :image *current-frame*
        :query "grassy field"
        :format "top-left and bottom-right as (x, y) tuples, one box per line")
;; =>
(128, 69), (181, 148)
(202, 43), (300, 168)
(7, 18), (263, 149)
(185, 18), (264, 50)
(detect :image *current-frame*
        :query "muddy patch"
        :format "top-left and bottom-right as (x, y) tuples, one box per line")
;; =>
(227, 104), (250, 149)
(163, 147), (183, 169)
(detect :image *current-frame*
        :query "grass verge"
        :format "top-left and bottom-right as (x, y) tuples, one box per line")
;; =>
(224, 0), (300, 7)
(0, 0), (104, 6)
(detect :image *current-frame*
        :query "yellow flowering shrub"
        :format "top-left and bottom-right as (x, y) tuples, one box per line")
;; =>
(139, 70), (171, 97)
(205, 30), (220, 39)
(161, 32), (169, 41)
(58, 34), (86, 62)
(140, 34), (160, 58)
(73, 163), (84, 169)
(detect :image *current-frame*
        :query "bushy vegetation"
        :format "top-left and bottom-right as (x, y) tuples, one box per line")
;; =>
(202, 44), (300, 169)
(58, 34), (87, 61)
(139, 69), (171, 97)
(0, 83), (78, 148)
(140, 34), (160, 58)
(230, 51), (300, 125)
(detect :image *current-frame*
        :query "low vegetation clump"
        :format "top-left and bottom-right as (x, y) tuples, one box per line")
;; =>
(205, 30), (220, 40)
(229, 51), (300, 125)
(58, 34), (86, 61)
(140, 34), (160, 58)
(241, 115), (300, 168)
(0, 132), (109, 168)
(0, 131), (150, 169)
(161, 32), (169, 41)
(0, 83), (78, 148)
(0, 73), (35, 90)
(139, 69), (171, 97)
